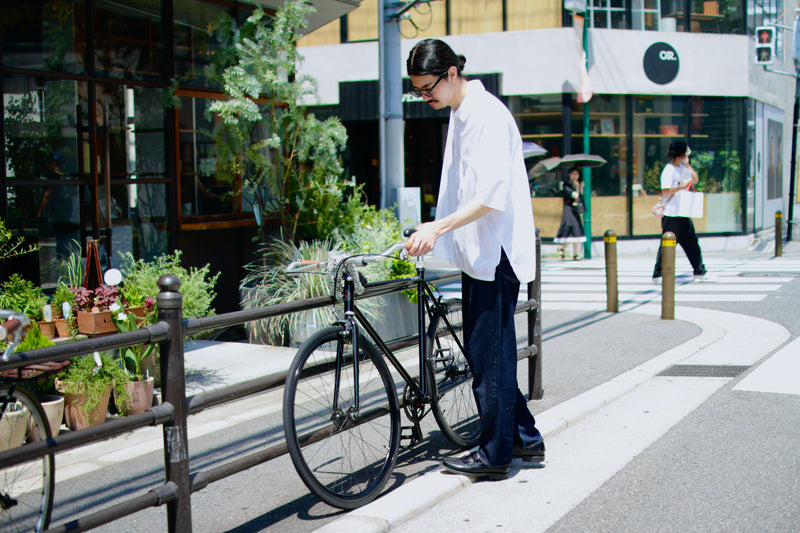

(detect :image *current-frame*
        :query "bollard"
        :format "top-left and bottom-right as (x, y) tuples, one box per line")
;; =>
(157, 274), (192, 533)
(775, 210), (783, 257)
(604, 230), (618, 313)
(661, 231), (676, 320)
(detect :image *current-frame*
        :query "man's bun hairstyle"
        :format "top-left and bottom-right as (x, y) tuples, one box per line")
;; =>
(407, 39), (466, 76)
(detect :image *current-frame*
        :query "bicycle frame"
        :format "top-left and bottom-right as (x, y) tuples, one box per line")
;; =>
(335, 258), (465, 414)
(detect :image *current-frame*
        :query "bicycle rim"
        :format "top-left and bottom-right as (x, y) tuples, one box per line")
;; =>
(283, 326), (400, 509)
(0, 384), (54, 532)
(427, 299), (482, 449)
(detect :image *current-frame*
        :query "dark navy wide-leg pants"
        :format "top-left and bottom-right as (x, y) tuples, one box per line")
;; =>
(461, 251), (542, 467)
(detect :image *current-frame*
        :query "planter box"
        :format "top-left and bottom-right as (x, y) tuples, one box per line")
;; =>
(54, 318), (72, 337)
(76, 310), (116, 335)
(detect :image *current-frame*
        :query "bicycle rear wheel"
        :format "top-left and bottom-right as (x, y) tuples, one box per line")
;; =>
(283, 326), (400, 510)
(426, 299), (482, 449)
(0, 384), (54, 532)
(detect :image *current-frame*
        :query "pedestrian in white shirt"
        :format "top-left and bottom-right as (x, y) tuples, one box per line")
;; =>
(652, 141), (707, 282)
(405, 38), (544, 480)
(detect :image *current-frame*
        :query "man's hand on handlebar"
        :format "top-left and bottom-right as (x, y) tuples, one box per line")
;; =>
(405, 222), (439, 257)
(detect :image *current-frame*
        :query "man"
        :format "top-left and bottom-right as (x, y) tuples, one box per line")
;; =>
(405, 38), (545, 480)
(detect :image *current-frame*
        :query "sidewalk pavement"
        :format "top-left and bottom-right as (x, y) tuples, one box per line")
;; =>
(53, 235), (799, 522)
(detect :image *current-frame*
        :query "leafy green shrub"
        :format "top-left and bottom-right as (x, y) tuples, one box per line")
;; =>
(117, 250), (220, 318)
(57, 353), (130, 425)
(0, 274), (48, 321)
(240, 239), (342, 345)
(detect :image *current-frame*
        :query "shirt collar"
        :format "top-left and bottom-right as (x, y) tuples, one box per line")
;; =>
(452, 80), (485, 123)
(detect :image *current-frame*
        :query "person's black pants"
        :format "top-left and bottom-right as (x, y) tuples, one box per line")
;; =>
(461, 251), (541, 466)
(652, 216), (706, 277)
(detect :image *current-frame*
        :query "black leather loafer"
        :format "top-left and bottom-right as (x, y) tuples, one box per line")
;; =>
(512, 439), (545, 463)
(441, 452), (509, 480)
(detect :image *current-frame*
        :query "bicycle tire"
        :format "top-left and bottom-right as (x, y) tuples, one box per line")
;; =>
(426, 299), (482, 449)
(283, 325), (400, 510)
(0, 384), (54, 532)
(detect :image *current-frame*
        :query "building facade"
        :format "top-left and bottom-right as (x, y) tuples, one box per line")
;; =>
(297, 0), (798, 241)
(0, 0), (357, 311)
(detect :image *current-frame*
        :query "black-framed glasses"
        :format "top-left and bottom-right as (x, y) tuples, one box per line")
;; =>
(408, 71), (448, 98)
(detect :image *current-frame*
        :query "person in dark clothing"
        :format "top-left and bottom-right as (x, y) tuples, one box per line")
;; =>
(554, 167), (586, 261)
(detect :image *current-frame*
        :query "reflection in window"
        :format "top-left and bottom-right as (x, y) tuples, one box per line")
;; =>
(0, 0), (86, 74)
(177, 94), (262, 220)
(94, 0), (162, 81)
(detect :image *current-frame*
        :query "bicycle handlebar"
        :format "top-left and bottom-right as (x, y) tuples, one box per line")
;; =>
(286, 241), (410, 274)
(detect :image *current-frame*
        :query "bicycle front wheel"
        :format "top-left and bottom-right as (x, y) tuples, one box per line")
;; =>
(283, 326), (400, 510)
(426, 299), (482, 449)
(0, 384), (54, 532)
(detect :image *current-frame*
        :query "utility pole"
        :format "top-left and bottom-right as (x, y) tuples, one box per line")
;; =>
(378, 0), (407, 210)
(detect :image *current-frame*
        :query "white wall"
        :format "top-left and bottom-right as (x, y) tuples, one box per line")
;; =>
(298, 29), (791, 105)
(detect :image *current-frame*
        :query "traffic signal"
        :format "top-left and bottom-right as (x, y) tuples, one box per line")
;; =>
(755, 26), (775, 65)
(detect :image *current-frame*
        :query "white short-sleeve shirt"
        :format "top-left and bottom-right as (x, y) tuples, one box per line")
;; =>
(660, 162), (690, 217)
(432, 80), (537, 283)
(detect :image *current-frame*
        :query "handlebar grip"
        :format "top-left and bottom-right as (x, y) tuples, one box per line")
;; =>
(1, 318), (22, 339)
(402, 228), (417, 238)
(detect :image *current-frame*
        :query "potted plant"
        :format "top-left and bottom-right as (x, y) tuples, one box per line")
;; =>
(117, 250), (219, 320)
(71, 284), (120, 335)
(52, 282), (76, 337)
(112, 306), (157, 416)
(4, 326), (64, 438)
(56, 353), (129, 431)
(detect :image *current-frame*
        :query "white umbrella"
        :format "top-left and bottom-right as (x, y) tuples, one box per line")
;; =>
(522, 141), (547, 159)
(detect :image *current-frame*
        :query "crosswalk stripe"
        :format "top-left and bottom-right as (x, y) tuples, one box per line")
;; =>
(538, 257), (798, 305)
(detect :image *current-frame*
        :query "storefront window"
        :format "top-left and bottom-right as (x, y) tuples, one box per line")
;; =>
(94, 0), (162, 81)
(686, 97), (744, 232)
(573, 95), (630, 237)
(1, 0), (86, 75)
(631, 95), (686, 234)
(176, 93), (261, 222)
(174, 0), (256, 88)
(511, 94), (565, 238)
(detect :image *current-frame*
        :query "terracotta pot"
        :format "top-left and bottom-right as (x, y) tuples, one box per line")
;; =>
(115, 377), (155, 416)
(38, 320), (57, 339)
(58, 382), (112, 431)
(0, 404), (31, 451)
(126, 306), (149, 326)
(54, 318), (72, 337)
(76, 310), (117, 335)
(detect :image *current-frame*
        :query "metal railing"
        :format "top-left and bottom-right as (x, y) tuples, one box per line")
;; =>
(0, 234), (542, 532)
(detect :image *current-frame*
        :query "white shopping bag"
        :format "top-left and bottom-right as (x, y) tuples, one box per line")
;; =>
(674, 188), (704, 218)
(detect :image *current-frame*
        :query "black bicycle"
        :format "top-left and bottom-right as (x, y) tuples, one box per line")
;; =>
(282, 233), (481, 509)
(0, 310), (61, 532)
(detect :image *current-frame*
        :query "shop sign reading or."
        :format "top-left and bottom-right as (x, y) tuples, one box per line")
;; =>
(643, 42), (680, 85)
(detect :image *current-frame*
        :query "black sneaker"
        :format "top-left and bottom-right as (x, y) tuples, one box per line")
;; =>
(693, 267), (707, 279)
(652, 275), (662, 285)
